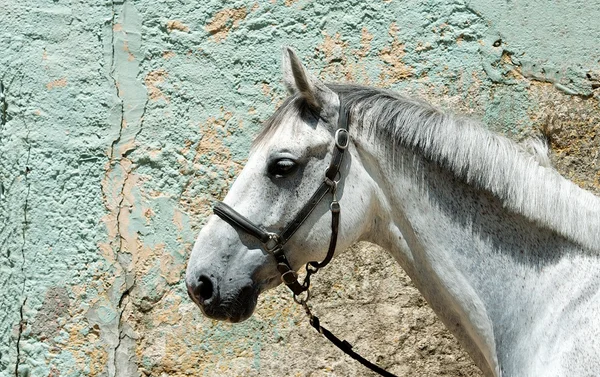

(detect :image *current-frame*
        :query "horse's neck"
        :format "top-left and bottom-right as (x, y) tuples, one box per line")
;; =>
(365, 148), (600, 376)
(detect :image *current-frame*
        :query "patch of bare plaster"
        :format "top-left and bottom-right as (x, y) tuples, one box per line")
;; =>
(316, 31), (373, 84)
(136, 287), (300, 377)
(260, 82), (281, 105)
(356, 27), (373, 58)
(144, 69), (168, 102)
(134, 292), (189, 376)
(162, 51), (175, 60)
(62, 319), (109, 374)
(317, 32), (348, 66)
(481, 41), (598, 98)
(101, 150), (179, 317)
(166, 20), (189, 33)
(260, 82), (272, 97)
(30, 287), (70, 343)
(379, 23), (413, 86)
(205, 7), (248, 42)
(529, 84), (600, 192)
(46, 78), (67, 90)
(178, 112), (242, 223)
(316, 32), (352, 81)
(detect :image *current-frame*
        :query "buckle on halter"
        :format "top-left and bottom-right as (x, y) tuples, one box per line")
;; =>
(334, 129), (349, 150)
(264, 233), (281, 253)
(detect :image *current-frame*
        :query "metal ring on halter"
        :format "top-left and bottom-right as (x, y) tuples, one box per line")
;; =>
(334, 128), (349, 149)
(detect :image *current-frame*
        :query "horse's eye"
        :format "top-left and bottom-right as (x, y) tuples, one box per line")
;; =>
(268, 158), (298, 178)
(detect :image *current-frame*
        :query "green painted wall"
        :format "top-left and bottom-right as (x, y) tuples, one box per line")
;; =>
(1, 0), (598, 376)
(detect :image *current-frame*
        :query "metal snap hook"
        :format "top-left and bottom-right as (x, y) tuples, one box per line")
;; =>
(293, 289), (311, 306)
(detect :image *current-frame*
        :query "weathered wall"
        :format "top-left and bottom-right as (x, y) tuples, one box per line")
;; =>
(1, 0), (599, 376)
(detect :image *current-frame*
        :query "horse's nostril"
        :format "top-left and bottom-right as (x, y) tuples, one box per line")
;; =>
(197, 275), (214, 301)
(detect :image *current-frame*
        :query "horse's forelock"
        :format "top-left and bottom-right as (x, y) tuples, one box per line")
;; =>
(251, 94), (322, 151)
(251, 95), (301, 151)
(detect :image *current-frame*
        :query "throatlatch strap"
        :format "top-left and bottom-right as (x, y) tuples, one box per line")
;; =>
(308, 201), (339, 269)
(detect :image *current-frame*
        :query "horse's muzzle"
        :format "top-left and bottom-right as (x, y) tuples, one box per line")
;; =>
(186, 274), (258, 323)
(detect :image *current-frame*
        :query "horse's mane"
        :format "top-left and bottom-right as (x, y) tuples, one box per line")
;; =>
(333, 84), (600, 251)
(254, 83), (600, 251)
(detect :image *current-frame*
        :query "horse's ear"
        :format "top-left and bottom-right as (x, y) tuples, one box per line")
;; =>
(282, 47), (337, 113)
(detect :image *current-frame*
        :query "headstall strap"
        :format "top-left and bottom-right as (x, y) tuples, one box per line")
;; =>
(212, 95), (399, 377)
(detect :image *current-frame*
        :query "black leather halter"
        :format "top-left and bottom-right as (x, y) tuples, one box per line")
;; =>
(214, 98), (349, 296)
(212, 97), (399, 377)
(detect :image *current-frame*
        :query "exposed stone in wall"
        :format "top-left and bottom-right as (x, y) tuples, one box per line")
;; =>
(1, 0), (599, 376)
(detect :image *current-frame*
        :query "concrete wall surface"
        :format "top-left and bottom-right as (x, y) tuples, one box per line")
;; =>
(1, 0), (599, 376)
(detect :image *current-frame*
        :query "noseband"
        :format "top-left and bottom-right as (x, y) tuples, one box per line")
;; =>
(213, 97), (350, 297)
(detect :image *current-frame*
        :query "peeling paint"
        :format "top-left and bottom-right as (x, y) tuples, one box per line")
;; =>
(46, 78), (68, 90)
(30, 287), (70, 342)
(205, 7), (248, 42)
(144, 69), (168, 102)
(379, 23), (413, 86)
(166, 20), (190, 33)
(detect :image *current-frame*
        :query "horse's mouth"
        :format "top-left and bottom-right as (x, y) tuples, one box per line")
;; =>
(187, 269), (283, 323)
(193, 284), (260, 323)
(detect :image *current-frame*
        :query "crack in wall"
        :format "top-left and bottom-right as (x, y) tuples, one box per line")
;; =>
(106, 2), (132, 375)
(102, 0), (148, 374)
(0, 80), (6, 126)
(110, 97), (148, 377)
(14, 120), (31, 377)
(14, 297), (26, 377)
(108, 0), (126, 163)
(0, 71), (19, 133)
(111, 150), (140, 377)
(113, 282), (134, 376)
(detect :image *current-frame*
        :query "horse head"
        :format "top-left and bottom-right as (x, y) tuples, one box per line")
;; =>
(185, 48), (381, 322)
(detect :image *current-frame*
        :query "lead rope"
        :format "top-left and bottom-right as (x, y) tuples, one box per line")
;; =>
(296, 298), (399, 377)
(290, 186), (399, 377)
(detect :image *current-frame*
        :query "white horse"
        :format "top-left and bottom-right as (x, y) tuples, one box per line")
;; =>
(186, 47), (600, 376)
